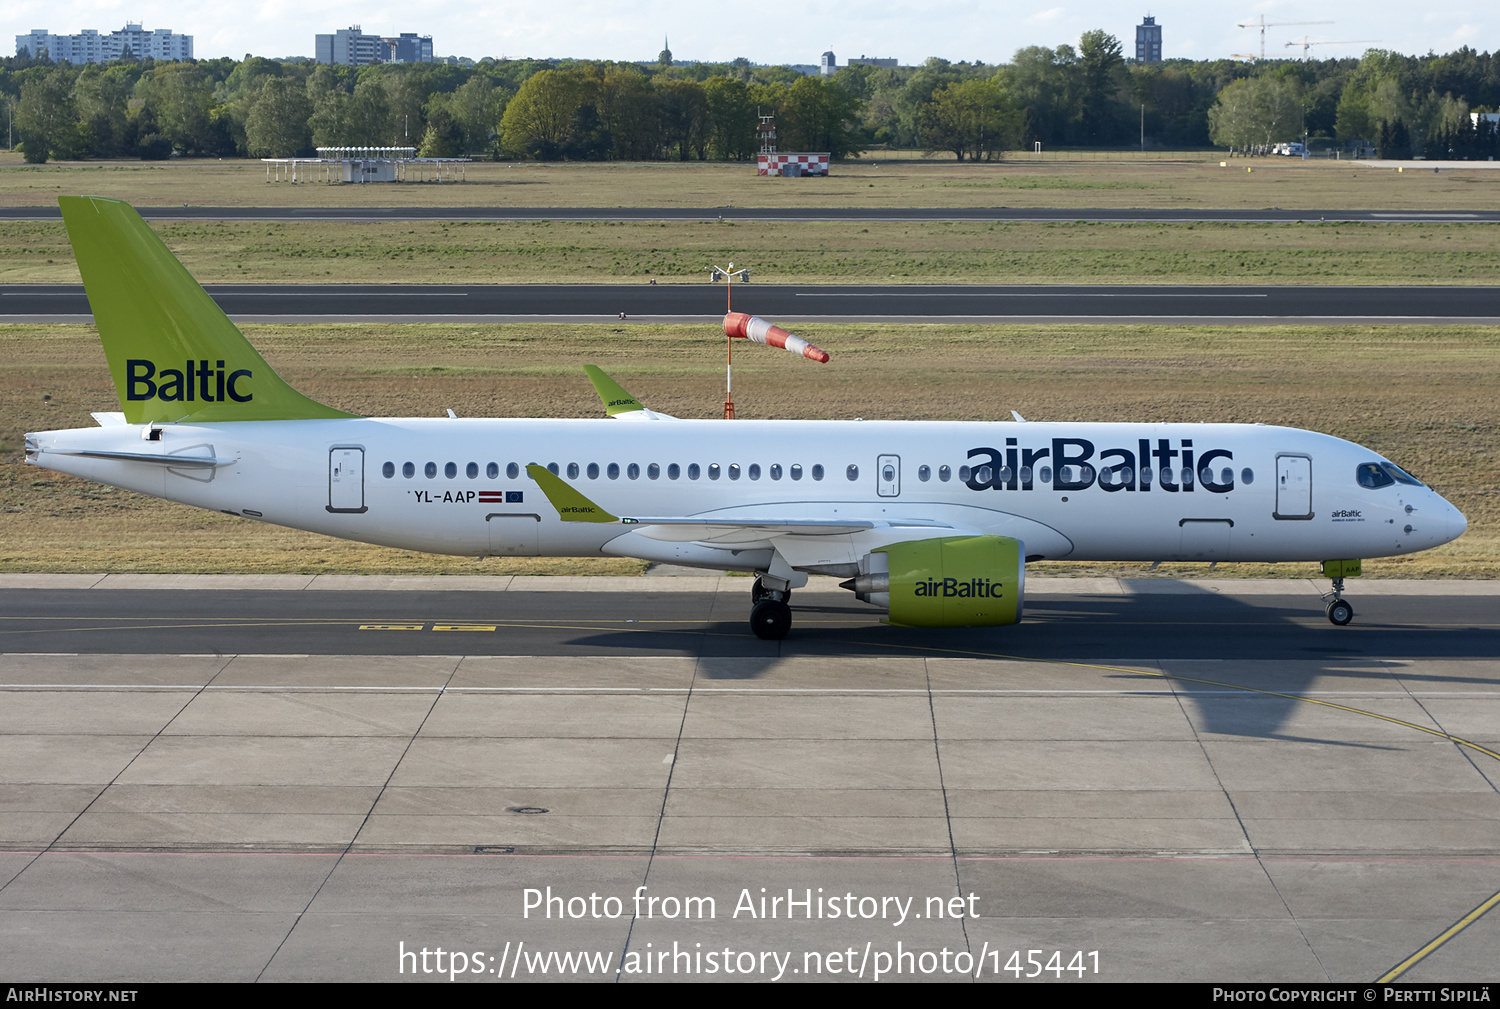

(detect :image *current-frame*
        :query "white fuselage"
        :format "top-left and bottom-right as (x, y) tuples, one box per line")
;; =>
(26, 417), (1467, 573)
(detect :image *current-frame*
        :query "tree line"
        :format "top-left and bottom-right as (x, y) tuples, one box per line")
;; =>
(5, 38), (1500, 163)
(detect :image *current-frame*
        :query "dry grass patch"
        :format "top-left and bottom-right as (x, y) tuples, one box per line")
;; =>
(6, 218), (1500, 286)
(4, 151), (1500, 211)
(3, 322), (1495, 577)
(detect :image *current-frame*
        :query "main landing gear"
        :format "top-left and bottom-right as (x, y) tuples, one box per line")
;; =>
(749, 576), (793, 640)
(1323, 577), (1354, 626)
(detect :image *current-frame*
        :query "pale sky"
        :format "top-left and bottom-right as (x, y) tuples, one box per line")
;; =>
(6, 1), (1490, 66)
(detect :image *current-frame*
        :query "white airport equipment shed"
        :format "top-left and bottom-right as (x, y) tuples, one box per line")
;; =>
(262, 147), (468, 183)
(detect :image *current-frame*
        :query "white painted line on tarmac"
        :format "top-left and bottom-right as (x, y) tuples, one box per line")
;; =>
(795, 292), (1270, 298)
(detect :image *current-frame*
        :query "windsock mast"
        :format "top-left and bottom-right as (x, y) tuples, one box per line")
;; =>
(708, 262), (830, 419)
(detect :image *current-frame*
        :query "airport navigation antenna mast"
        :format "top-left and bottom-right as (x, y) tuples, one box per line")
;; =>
(757, 109), (776, 156)
(709, 262), (753, 418)
(1236, 14), (1333, 59)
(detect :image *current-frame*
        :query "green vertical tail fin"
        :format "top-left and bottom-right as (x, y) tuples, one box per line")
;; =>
(59, 196), (353, 424)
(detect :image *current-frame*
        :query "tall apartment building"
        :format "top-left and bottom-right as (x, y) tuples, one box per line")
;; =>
(316, 26), (433, 65)
(1135, 15), (1162, 63)
(15, 24), (192, 63)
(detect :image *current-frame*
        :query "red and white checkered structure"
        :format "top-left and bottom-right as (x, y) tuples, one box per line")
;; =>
(756, 153), (831, 177)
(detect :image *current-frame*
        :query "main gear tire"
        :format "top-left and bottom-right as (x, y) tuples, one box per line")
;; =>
(750, 599), (792, 640)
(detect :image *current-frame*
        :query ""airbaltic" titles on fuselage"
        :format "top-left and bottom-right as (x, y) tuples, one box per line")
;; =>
(965, 438), (1235, 493)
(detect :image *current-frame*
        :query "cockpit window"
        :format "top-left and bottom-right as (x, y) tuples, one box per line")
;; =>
(1382, 462), (1424, 487)
(1356, 463), (1395, 489)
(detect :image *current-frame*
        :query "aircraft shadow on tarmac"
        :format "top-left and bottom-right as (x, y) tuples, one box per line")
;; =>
(563, 582), (1497, 748)
(5, 583), (1492, 749)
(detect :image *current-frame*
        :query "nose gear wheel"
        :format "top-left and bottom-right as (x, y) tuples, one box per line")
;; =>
(1321, 576), (1355, 626)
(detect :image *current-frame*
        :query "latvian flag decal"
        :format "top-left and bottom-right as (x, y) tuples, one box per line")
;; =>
(479, 490), (524, 504)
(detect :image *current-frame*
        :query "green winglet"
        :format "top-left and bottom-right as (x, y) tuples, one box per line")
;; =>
(58, 196), (354, 425)
(583, 365), (645, 416)
(526, 464), (619, 523)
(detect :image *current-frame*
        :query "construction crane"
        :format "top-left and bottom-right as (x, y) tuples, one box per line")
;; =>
(1237, 15), (1334, 59)
(1285, 37), (1381, 58)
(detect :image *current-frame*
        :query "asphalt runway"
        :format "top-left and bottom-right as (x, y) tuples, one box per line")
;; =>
(1, 576), (1497, 982)
(7, 283), (1500, 326)
(2, 205), (1497, 224)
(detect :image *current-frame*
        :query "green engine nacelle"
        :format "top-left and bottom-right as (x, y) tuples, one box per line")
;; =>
(870, 535), (1025, 628)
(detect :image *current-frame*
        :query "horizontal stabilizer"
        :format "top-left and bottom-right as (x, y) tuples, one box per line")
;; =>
(39, 448), (231, 469)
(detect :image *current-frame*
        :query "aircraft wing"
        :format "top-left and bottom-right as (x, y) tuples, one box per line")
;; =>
(525, 464), (957, 545)
(620, 516), (877, 543)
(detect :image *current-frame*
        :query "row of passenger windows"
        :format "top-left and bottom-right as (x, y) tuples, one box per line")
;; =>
(962, 464), (1253, 487)
(382, 460), (835, 481)
(378, 459), (1256, 488)
(383, 461), (509, 480)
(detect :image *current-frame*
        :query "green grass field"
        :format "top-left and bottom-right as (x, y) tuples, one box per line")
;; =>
(2, 156), (1494, 579)
(4, 322), (1494, 578)
(3, 151), (1499, 211)
(4, 218), (1498, 286)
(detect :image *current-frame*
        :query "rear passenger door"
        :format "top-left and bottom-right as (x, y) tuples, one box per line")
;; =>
(328, 447), (366, 513)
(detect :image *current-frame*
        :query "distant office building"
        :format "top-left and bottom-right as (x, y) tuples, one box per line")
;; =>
(15, 24), (192, 63)
(1135, 15), (1162, 63)
(316, 27), (433, 65)
(819, 50), (836, 76)
(847, 55), (898, 68)
(383, 33), (434, 63)
(317, 26), (410, 65)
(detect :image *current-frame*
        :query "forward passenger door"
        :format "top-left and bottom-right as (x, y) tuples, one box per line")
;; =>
(1274, 454), (1312, 520)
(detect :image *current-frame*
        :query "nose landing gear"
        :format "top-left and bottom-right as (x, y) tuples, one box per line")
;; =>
(1324, 586), (1354, 626)
(1320, 560), (1362, 626)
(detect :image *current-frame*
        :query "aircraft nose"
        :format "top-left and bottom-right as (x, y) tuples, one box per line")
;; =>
(1433, 494), (1467, 545)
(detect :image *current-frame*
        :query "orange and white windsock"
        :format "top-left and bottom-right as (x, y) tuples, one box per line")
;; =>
(724, 312), (830, 363)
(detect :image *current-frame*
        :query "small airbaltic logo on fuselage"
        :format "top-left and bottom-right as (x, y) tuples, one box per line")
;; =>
(125, 359), (252, 403)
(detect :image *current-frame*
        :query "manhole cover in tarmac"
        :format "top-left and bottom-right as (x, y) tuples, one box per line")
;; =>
(507, 806), (550, 815)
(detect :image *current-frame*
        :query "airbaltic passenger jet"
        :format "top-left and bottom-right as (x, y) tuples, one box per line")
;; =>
(25, 197), (1467, 639)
